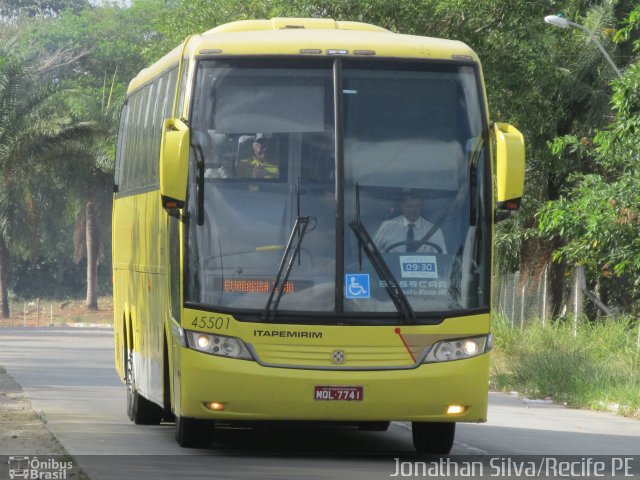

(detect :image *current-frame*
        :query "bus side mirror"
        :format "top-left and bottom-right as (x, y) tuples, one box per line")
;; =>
(160, 118), (190, 210)
(493, 122), (525, 211)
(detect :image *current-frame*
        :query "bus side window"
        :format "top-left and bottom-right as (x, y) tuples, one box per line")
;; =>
(114, 103), (128, 192)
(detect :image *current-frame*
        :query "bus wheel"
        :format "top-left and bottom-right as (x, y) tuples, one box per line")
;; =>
(175, 416), (214, 448)
(412, 422), (455, 454)
(126, 350), (163, 425)
(358, 421), (390, 431)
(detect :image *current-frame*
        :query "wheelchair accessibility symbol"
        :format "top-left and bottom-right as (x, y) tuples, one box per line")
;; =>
(345, 274), (370, 299)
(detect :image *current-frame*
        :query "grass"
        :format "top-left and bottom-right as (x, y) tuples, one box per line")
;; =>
(490, 314), (640, 417)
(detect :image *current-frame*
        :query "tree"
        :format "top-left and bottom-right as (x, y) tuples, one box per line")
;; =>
(0, 0), (88, 23)
(0, 37), (93, 317)
(538, 61), (640, 312)
(426, 0), (637, 318)
(537, 3), (640, 316)
(26, 3), (156, 308)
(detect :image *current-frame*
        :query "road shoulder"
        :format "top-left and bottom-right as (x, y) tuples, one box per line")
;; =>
(0, 369), (88, 479)
(0, 369), (65, 455)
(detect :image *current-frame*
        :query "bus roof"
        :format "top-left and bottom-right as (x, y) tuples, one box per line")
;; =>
(128, 18), (480, 93)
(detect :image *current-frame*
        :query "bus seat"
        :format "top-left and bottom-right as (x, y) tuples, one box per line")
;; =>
(208, 132), (233, 178)
(192, 130), (211, 156)
(235, 135), (256, 167)
(194, 130), (233, 179)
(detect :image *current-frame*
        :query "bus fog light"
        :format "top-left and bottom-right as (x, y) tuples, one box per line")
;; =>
(206, 402), (225, 411)
(447, 405), (466, 415)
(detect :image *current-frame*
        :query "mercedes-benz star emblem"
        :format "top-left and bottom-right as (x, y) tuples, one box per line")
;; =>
(332, 349), (346, 364)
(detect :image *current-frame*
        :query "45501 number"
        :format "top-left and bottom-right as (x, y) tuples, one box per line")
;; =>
(191, 316), (230, 330)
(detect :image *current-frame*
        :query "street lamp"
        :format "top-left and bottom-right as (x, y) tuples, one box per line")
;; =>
(544, 14), (622, 78)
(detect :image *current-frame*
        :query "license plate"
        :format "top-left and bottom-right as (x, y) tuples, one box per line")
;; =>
(314, 386), (363, 401)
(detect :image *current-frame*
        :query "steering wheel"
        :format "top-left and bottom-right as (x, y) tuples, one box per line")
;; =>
(384, 240), (443, 254)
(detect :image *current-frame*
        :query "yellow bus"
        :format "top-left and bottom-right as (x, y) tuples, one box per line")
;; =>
(112, 17), (525, 453)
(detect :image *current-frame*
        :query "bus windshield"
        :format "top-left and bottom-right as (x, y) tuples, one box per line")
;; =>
(185, 59), (489, 322)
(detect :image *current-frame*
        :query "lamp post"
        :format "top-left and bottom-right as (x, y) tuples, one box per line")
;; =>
(544, 14), (622, 78)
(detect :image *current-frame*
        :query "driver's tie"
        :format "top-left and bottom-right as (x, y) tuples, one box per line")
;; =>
(406, 223), (417, 252)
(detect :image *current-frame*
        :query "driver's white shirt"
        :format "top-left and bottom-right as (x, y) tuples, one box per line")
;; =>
(373, 215), (447, 254)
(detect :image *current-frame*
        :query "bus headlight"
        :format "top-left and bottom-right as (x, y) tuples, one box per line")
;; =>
(186, 331), (253, 360)
(423, 335), (491, 363)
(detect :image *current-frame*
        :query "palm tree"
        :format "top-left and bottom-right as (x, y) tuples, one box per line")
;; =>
(0, 38), (93, 318)
(65, 80), (120, 311)
(70, 161), (113, 311)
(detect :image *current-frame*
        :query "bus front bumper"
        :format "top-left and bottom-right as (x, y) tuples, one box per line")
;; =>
(177, 347), (489, 423)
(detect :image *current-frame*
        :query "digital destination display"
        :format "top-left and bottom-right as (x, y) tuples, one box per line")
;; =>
(224, 279), (294, 294)
(212, 278), (313, 294)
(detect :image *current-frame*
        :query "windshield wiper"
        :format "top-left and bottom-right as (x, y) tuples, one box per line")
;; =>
(263, 216), (310, 322)
(349, 184), (414, 323)
(263, 178), (311, 322)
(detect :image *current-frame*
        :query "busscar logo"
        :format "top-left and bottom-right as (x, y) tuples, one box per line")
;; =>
(8, 456), (73, 480)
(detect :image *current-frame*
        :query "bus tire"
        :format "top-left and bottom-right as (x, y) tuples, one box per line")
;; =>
(126, 350), (163, 425)
(358, 421), (390, 431)
(412, 422), (455, 454)
(175, 416), (213, 448)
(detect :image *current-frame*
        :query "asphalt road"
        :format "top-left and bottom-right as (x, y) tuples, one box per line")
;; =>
(0, 327), (638, 480)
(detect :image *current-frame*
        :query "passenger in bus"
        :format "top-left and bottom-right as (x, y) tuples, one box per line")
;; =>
(373, 192), (447, 254)
(235, 134), (279, 179)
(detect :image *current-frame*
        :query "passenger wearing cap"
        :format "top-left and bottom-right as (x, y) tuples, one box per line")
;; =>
(235, 134), (279, 179)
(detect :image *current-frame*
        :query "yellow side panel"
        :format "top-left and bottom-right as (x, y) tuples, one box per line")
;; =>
(112, 189), (169, 405)
(113, 194), (136, 381)
(112, 195), (137, 270)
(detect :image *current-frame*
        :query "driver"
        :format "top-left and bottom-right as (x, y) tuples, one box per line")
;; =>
(235, 134), (279, 179)
(373, 192), (447, 254)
